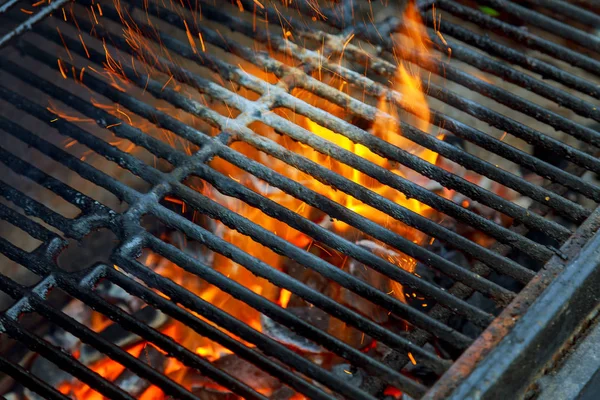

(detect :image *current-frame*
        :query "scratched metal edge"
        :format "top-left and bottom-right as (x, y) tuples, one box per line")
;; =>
(423, 205), (600, 400)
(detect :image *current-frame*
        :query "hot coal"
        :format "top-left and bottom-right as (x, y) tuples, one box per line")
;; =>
(189, 354), (281, 399)
(269, 386), (298, 400)
(113, 345), (166, 397)
(79, 306), (168, 365)
(24, 356), (73, 400)
(261, 307), (328, 354)
(340, 241), (396, 324)
(331, 364), (366, 387)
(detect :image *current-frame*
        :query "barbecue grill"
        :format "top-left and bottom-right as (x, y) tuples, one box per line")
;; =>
(0, 0), (599, 399)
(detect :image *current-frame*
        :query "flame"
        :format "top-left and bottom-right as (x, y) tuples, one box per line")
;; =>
(56, 1), (446, 398)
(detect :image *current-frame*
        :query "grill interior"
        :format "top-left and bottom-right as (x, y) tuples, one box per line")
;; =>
(1, 0), (599, 399)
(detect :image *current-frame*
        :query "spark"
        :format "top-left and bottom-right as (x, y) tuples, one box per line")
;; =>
(57, 59), (67, 79)
(161, 75), (174, 91)
(183, 20), (198, 54)
(198, 32), (206, 52)
(408, 352), (417, 365)
(79, 34), (91, 59)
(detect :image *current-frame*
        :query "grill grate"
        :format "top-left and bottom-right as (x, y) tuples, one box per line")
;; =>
(0, 0), (599, 399)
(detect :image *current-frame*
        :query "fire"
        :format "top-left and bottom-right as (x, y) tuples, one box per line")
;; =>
(56, 1), (444, 398)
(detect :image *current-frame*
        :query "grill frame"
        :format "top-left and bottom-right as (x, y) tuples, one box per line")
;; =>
(0, 0), (598, 399)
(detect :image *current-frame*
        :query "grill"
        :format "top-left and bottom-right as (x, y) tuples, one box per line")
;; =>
(0, 0), (599, 399)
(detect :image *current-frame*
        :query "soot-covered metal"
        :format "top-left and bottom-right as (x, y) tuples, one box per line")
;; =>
(0, 0), (599, 399)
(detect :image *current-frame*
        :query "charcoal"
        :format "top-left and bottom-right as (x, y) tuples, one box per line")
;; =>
(45, 299), (90, 352)
(283, 260), (332, 309)
(113, 345), (166, 397)
(188, 354), (280, 398)
(261, 307), (328, 353)
(79, 306), (168, 365)
(270, 386), (297, 400)
(25, 356), (72, 400)
(340, 240), (405, 324)
(96, 280), (143, 313)
(192, 387), (240, 400)
(331, 364), (365, 387)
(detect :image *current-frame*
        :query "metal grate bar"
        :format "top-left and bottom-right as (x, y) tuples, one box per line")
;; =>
(0, 180), (74, 236)
(130, 1), (589, 230)
(436, 0), (600, 76)
(423, 7), (600, 102)
(0, 142), (112, 224)
(189, 1), (600, 202)
(229, 0), (600, 170)
(408, 44), (600, 144)
(0, 134), (423, 397)
(0, 0), (70, 47)
(479, 0), (600, 53)
(0, 74), (435, 398)
(0, 248), (273, 399)
(62, 6), (574, 251)
(0, 59), (505, 323)
(526, 0), (600, 27)
(0, 278), (204, 400)
(0, 356), (71, 400)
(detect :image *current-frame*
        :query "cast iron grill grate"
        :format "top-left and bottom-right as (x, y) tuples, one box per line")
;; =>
(0, 0), (599, 399)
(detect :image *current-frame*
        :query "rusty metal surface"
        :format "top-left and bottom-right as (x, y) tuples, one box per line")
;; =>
(425, 205), (600, 399)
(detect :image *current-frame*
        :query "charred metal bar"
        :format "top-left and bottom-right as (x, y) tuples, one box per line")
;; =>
(112, 255), (381, 400)
(0, 279), (206, 400)
(435, 0), (600, 76)
(423, 10), (600, 102)
(0, 302), (134, 400)
(172, 1), (600, 202)
(144, 234), (448, 380)
(16, 32), (541, 287)
(406, 44), (600, 145)
(125, 1), (590, 229)
(0, 180), (77, 238)
(526, 0), (600, 27)
(0, 356), (70, 400)
(61, 9), (573, 250)
(0, 83), (495, 332)
(56, 265), (328, 400)
(0, 0), (69, 47)
(0, 143), (111, 220)
(480, 0), (600, 53)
